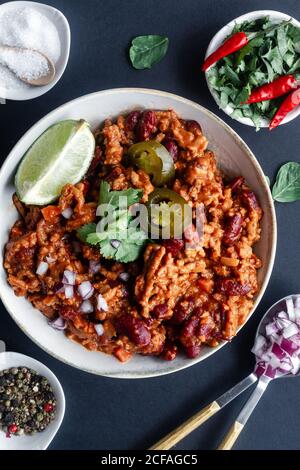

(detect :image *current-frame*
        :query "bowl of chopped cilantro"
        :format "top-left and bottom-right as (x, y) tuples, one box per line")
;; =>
(204, 10), (300, 129)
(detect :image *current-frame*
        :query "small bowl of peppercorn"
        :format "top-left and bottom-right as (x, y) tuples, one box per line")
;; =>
(0, 342), (65, 450)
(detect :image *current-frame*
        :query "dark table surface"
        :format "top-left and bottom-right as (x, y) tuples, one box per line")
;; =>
(1, 0), (300, 451)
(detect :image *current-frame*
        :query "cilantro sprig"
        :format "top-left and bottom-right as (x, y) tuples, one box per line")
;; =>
(207, 17), (300, 129)
(77, 182), (148, 263)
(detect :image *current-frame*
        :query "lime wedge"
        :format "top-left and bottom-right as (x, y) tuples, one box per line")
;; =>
(15, 120), (95, 205)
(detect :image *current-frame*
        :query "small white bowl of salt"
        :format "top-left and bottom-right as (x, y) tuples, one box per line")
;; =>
(0, 1), (71, 100)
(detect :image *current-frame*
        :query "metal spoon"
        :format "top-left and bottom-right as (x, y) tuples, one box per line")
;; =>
(150, 294), (300, 451)
(0, 45), (56, 86)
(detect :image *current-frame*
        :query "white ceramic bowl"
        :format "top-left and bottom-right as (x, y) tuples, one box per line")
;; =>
(0, 88), (277, 378)
(204, 10), (300, 128)
(0, 346), (65, 450)
(0, 1), (71, 101)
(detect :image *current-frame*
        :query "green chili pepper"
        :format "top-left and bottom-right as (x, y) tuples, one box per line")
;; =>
(128, 141), (175, 186)
(147, 189), (190, 238)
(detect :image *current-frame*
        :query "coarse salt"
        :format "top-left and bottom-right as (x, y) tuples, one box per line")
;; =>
(0, 48), (50, 81)
(0, 7), (61, 90)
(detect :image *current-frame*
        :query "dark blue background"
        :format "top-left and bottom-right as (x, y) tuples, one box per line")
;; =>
(0, 0), (300, 450)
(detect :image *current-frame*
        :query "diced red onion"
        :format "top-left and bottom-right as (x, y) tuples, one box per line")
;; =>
(295, 297), (300, 309)
(63, 270), (76, 286)
(64, 285), (74, 299)
(62, 208), (73, 219)
(111, 239), (121, 249)
(280, 337), (299, 356)
(282, 323), (299, 339)
(255, 363), (266, 377)
(95, 324), (104, 336)
(97, 294), (108, 312)
(277, 310), (288, 320)
(286, 298), (295, 321)
(119, 272), (130, 282)
(48, 316), (66, 331)
(251, 334), (266, 357)
(78, 281), (94, 300)
(253, 296), (300, 380)
(265, 365), (276, 379)
(46, 256), (55, 264)
(80, 300), (94, 314)
(89, 260), (101, 274)
(271, 343), (286, 361)
(265, 322), (279, 337)
(36, 262), (49, 276)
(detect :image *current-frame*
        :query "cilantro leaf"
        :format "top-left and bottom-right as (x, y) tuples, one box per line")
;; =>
(108, 188), (143, 207)
(99, 239), (118, 259)
(77, 182), (147, 263)
(77, 223), (97, 242)
(99, 181), (110, 204)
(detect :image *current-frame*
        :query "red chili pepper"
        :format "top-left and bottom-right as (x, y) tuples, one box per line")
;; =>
(202, 20), (290, 72)
(202, 32), (248, 71)
(269, 87), (300, 130)
(246, 75), (297, 104)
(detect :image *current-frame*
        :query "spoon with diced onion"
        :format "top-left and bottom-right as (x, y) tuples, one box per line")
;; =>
(150, 294), (300, 451)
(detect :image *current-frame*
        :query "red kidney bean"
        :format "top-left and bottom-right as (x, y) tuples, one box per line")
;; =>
(181, 315), (200, 338)
(162, 342), (178, 361)
(184, 120), (202, 133)
(171, 297), (194, 325)
(60, 306), (78, 321)
(184, 344), (201, 358)
(163, 239), (185, 257)
(162, 138), (179, 161)
(136, 110), (157, 141)
(229, 176), (244, 194)
(241, 189), (260, 211)
(223, 213), (243, 246)
(115, 315), (151, 347)
(216, 279), (252, 296)
(197, 321), (213, 338)
(152, 303), (169, 319)
(125, 111), (141, 132)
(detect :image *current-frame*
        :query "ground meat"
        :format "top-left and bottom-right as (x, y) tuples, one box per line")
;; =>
(4, 109), (263, 363)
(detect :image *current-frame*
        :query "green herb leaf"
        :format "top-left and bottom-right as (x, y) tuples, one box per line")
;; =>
(272, 162), (300, 202)
(78, 182), (147, 262)
(206, 18), (300, 131)
(108, 188), (143, 207)
(129, 35), (169, 70)
(99, 238), (118, 259)
(99, 181), (110, 204)
(77, 223), (97, 242)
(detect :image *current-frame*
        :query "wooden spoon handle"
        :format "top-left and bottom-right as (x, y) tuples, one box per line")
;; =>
(218, 376), (270, 451)
(218, 421), (244, 450)
(149, 401), (220, 450)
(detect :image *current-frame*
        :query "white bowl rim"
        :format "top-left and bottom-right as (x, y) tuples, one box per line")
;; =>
(0, 0), (71, 101)
(0, 351), (65, 449)
(204, 9), (300, 128)
(0, 87), (277, 378)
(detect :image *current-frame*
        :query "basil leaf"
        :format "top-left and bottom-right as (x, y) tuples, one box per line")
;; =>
(129, 35), (169, 70)
(272, 162), (300, 202)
